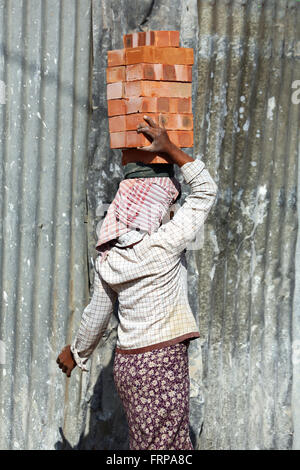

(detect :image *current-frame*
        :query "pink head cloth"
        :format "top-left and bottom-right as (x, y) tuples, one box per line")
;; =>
(96, 176), (181, 260)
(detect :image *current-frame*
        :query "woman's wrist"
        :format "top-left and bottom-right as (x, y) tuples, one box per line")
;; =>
(164, 142), (195, 168)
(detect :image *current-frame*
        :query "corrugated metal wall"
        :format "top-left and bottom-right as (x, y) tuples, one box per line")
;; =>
(0, 0), (299, 450)
(0, 0), (92, 449)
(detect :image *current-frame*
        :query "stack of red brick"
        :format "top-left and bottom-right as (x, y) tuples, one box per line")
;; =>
(106, 31), (194, 164)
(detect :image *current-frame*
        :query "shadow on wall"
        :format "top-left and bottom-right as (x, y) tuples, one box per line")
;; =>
(54, 301), (129, 450)
(54, 348), (129, 449)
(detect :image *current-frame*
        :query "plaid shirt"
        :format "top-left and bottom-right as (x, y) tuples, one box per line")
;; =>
(71, 159), (218, 371)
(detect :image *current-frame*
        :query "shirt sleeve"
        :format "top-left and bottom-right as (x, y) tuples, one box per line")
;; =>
(70, 256), (118, 371)
(158, 159), (218, 255)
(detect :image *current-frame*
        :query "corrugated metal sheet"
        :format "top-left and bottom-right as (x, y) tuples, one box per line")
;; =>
(0, 0), (299, 451)
(194, 0), (299, 450)
(0, 0), (92, 449)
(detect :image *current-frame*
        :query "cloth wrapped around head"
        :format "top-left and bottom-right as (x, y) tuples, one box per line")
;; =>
(96, 163), (181, 260)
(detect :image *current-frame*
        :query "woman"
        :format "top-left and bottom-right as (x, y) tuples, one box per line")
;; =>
(57, 115), (218, 450)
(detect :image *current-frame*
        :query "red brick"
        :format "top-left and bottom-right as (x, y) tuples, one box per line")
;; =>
(125, 46), (155, 65)
(126, 32), (146, 48)
(124, 80), (192, 98)
(122, 149), (171, 165)
(147, 31), (155, 47)
(109, 113), (135, 132)
(143, 63), (159, 80)
(107, 97), (193, 116)
(125, 131), (151, 148)
(124, 81), (141, 97)
(106, 82), (125, 100)
(125, 64), (142, 81)
(125, 63), (192, 82)
(109, 113), (193, 132)
(107, 99), (127, 116)
(155, 47), (194, 65)
(109, 130), (193, 148)
(123, 31), (180, 49)
(125, 97), (158, 114)
(156, 97), (170, 113)
(107, 49), (125, 67)
(125, 46), (194, 65)
(169, 130), (194, 147)
(174, 64), (192, 82)
(109, 115), (126, 133)
(126, 63), (163, 81)
(137, 31), (146, 46)
(146, 97), (192, 114)
(160, 114), (193, 130)
(106, 66), (126, 83)
(107, 97), (192, 116)
(116, 114), (144, 132)
(125, 97), (145, 114)
(110, 132), (126, 148)
(180, 114), (194, 130)
(125, 113), (148, 130)
(163, 64), (176, 81)
(169, 31), (180, 47)
(175, 97), (192, 113)
(109, 131), (151, 148)
(123, 34), (133, 48)
(155, 31), (180, 47)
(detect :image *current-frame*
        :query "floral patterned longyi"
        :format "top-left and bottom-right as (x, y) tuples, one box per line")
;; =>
(113, 340), (193, 450)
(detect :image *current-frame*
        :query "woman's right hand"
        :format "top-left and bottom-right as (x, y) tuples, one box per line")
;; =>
(136, 114), (175, 155)
(136, 114), (195, 168)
